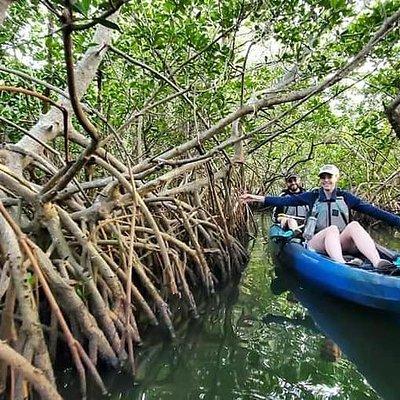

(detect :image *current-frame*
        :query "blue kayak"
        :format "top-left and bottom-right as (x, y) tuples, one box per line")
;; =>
(269, 224), (400, 313)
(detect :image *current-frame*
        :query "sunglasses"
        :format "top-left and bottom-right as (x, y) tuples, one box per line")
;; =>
(286, 178), (298, 183)
(319, 173), (333, 180)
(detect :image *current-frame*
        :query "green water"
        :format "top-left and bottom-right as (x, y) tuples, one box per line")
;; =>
(61, 225), (400, 400)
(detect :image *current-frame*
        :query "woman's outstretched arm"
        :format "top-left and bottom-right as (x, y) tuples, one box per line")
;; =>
(241, 192), (313, 207)
(344, 191), (400, 228)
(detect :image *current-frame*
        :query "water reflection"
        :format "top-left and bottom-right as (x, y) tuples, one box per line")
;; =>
(273, 266), (400, 400)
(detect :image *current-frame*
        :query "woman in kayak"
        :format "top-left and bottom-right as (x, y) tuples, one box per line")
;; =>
(241, 164), (400, 268)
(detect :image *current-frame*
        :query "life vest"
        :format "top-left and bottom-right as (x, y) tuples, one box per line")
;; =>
(310, 191), (350, 233)
(283, 200), (308, 220)
(272, 190), (308, 222)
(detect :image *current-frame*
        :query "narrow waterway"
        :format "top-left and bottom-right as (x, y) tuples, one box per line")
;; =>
(61, 222), (400, 400)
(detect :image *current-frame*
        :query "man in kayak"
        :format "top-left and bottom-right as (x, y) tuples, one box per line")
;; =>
(241, 164), (399, 269)
(272, 173), (308, 234)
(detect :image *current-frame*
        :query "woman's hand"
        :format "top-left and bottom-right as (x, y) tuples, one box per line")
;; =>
(240, 193), (265, 204)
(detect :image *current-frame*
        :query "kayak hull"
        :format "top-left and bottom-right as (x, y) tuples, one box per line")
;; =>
(270, 226), (400, 313)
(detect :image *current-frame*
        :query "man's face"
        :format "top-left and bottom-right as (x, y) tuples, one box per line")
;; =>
(286, 177), (300, 192)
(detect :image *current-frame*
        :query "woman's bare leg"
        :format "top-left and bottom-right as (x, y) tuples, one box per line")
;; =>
(308, 226), (346, 263)
(339, 221), (381, 267)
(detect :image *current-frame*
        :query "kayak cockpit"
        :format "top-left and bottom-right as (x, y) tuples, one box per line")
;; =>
(269, 224), (400, 277)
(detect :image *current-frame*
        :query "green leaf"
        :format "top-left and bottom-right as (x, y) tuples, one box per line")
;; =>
(73, 0), (91, 17)
(26, 272), (36, 286)
(81, 0), (91, 15)
(86, 42), (100, 48)
(93, 17), (122, 32)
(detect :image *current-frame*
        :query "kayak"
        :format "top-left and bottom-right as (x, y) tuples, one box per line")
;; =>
(269, 224), (400, 313)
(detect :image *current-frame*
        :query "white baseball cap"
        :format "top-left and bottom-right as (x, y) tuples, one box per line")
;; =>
(319, 164), (339, 176)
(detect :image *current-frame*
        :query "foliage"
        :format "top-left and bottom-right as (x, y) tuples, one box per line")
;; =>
(1, 0), (398, 170)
